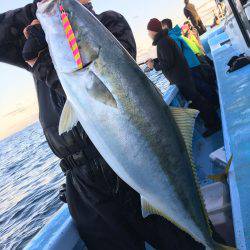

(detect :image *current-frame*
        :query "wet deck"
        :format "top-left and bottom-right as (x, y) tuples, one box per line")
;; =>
(206, 30), (250, 250)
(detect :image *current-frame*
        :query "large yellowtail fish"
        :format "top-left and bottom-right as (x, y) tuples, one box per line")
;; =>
(37, 1), (234, 249)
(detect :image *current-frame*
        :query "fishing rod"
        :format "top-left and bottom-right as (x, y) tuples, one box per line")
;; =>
(138, 61), (148, 66)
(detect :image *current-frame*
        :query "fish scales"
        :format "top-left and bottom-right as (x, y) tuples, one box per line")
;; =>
(37, 1), (234, 249)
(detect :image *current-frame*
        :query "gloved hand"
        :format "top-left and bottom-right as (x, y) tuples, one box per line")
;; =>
(22, 20), (47, 62)
(33, 0), (42, 4)
(146, 59), (154, 70)
(59, 183), (67, 203)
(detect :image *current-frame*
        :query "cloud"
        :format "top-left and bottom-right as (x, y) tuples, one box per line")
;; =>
(0, 102), (39, 140)
(0, 113), (38, 140)
(3, 107), (27, 117)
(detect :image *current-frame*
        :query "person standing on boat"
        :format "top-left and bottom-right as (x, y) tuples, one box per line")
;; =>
(181, 21), (217, 85)
(146, 18), (221, 137)
(0, 1), (206, 249)
(183, 20), (204, 50)
(162, 19), (205, 57)
(184, 0), (207, 36)
(148, 18), (219, 109)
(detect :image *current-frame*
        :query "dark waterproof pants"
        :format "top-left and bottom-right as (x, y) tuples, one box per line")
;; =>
(177, 82), (220, 129)
(191, 66), (219, 107)
(65, 156), (204, 250)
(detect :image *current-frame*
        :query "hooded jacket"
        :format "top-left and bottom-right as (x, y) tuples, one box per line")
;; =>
(0, 2), (137, 160)
(153, 29), (195, 90)
(182, 36), (204, 56)
(168, 25), (200, 68)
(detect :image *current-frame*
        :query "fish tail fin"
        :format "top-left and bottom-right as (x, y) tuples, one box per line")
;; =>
(213, 241), (236, 250)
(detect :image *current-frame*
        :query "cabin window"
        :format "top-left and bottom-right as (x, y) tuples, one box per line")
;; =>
(227, 0), (250, 47)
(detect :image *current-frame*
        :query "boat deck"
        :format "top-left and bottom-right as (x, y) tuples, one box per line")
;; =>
(204, 30), (250, 250)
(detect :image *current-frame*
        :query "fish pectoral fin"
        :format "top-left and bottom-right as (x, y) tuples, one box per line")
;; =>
(86, 71), (117, 108)
(59, 100), (79, 135)
(208, 155), (233, 183)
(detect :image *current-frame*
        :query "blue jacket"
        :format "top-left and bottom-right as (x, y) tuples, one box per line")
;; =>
(168, 25), (200, 68)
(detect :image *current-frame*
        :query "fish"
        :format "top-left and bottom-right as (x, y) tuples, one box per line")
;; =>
(37, 1), (234, 249)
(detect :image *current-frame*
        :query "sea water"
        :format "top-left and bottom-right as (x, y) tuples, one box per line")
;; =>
(0, 123), (64, 249)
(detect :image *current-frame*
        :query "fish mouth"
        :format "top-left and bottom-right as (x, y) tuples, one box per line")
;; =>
(82, 60), (93, 70)
(80, 46), (101, 71)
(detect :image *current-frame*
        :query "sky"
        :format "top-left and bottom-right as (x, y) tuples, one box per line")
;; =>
(0, 0), (209, 140)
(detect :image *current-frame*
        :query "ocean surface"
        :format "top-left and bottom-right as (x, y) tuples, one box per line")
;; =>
(0, 123), (64, 250)
(0, 69), (170, 250)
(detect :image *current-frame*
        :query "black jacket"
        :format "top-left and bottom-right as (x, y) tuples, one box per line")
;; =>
(0, 3), (137, 160)
(153, 30), (194, 88)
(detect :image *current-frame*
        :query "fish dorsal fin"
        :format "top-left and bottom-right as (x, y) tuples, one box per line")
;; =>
(141, 108), (209, 242)
(59, 100), (79, 135)
(169, 107), (199, 166)
(141, 108), (199, 218)
(142, 108), (235, 249)
(169, 108), (211, 234)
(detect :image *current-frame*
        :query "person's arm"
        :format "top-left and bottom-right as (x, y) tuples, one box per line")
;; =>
(0, 2), (37, 70)
(157, 39), (176, 72)
(98, 11), (137, 60)
(145, 58), (162, 71)
(21, 18), (65, 96)
(153, 58), (162, 71)
(33, 49), (66, 97)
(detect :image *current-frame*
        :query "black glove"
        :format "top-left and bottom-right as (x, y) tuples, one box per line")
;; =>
(59, 183), (67, 203)
(33, 0), (42, 4)
(22, 24), (47, 61)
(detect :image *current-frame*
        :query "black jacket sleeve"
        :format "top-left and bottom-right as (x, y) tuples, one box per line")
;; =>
(98, 11), (137, 60)
(0, 3), (37, 70)
(153, 58), (162, 71)
(157, 38), (176, 72)
(33, 49), (66, 97)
